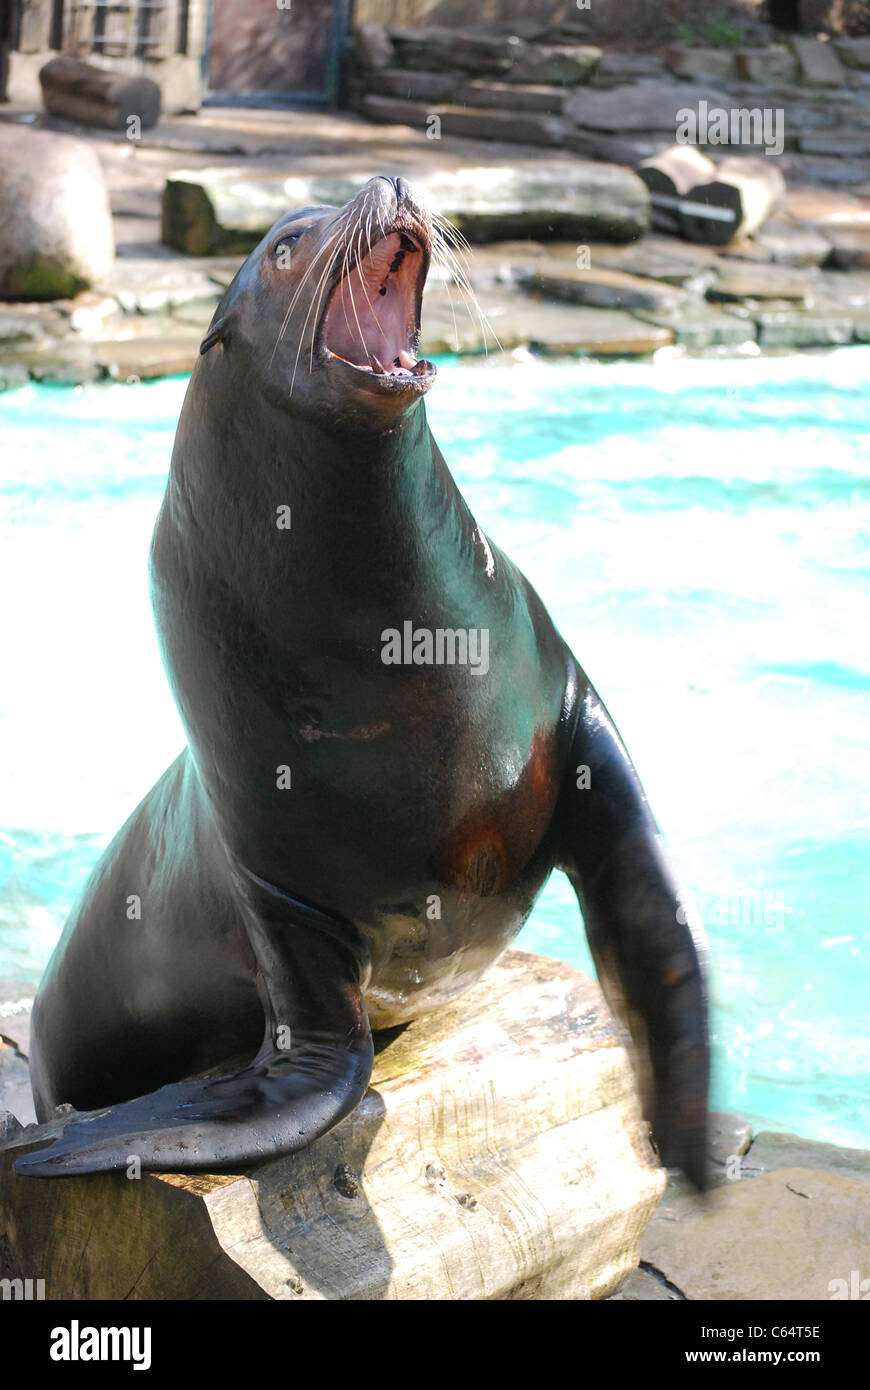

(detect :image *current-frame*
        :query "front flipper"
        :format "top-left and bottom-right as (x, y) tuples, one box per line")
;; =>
(556, 679), (710, 1190)
(15, 884), (373, 1177)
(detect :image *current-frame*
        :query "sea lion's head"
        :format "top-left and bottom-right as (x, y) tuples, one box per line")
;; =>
(199, 176), (439, 433)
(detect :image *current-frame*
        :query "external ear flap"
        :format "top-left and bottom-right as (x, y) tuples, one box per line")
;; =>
(199, 318), (226, 355)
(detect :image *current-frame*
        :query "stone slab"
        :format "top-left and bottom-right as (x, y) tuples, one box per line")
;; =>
(706, 264), (814, 302)
(635, 303), (757, 349)
(162, 162), (649, 253)
(564, 82), (731, 135)
(834, 37), (870, 70)
(524, 264), (685, 314)
(790, 36), (846, 87)
(736, 47), (800, 84)
(743, 1131), (870, 1183)
(451, 80), (565, 115)
(421, 287), (672, 357)
(665, 48), (738, 81)
(641, 1168), (870, 1300)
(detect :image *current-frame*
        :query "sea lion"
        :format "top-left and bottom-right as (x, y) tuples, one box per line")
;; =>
(15, 176), (710, 1185)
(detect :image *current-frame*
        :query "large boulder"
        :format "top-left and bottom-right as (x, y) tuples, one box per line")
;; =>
(0, 127), (114, 300)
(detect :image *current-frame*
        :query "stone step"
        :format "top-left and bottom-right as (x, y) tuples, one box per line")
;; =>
(520, 264), (686, 315)
(563, 81), (731, 135)
(360, 94), (567, 148)
(369, 68), (456, 103)
(834, 36), (870, 69)
(503, 44), (601, 86)
(665, 47), (738, 82)
(736, 46), (800, 84)
(451, 79), (566, 114)
(799, 130), (870, 157)
(386, 25), (525, 75)
(634, 302), (757, 349)
(421, 286), (673, 357)
(592, 51), (668, 85)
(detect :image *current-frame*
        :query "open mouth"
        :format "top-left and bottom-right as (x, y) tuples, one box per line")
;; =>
(320, 228), (435, 388)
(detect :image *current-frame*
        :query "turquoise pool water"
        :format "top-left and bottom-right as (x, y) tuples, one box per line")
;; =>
(1, 350), (868, 1147)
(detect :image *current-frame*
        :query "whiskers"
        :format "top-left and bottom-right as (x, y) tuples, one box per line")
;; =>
(429, 211), (502, 357)
(273, 195), (497, 396)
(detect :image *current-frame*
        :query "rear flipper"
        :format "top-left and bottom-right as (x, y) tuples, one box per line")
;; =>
(15, 882), (373, 1177)
(556, 681), (710, 1190)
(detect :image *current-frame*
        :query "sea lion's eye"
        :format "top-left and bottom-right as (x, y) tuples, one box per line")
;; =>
(274, 234), (300, 264)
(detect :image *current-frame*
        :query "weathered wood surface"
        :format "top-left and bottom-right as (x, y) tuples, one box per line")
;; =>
(637, 145), (716, 235)
(679, 157), (786, 247)
(0, 950), (664, 1300)
(39, 56), (161, 132)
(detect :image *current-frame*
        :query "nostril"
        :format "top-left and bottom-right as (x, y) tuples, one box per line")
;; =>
(393, 176), (408, 203)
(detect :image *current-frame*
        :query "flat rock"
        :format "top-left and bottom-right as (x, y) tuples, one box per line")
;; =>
(593, 52), (668, 85)
(451, 80), (565, 114)
(360, 98), (569, 150)
(782, 153), (870, 188)
(388, 26), (525, 75)
(743, 1131), (870, 1182)
(785, 188), (870, 228)
(607, 1265), (682, 1300)
(162, 162), (649, 253)
(506, 45), (601, 86)
(564, 82), (731, 134)
(635, 302), (757, 349)
(790, 35), (846, 86)
(371, 68), (456, 103)
(736, 47), (799, 84)
(524, 264), (686, 313)
(665, 48), (738, 81)
(0, 340), (102, 385)
(641, 1168), (870, 1300)
(750, 303), (854, 347)
(565, 131), (672, 165)
(800, 131), (870, 158)
(591, 237), (720, 286)
(95, 256), (226, 313)
(834, 36), (870, 69)
(745, 217), (833, 267)
(0, 125), (114, 299)
(421, 287), (672, 357)
(95, 329), (201, 380)
(824, 227), (870, 268)
(0, 308), (43, 343)
(706, 263), (814, 302)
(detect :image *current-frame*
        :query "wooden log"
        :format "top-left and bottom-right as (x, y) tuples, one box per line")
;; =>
(39, 55), (161, 132)
(0, 950), (665, 1301)
(637, 144), (717, 234)
(679, 156), (786, 247)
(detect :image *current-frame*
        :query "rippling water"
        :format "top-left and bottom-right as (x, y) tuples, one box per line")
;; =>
(1, 350), (868, 1146)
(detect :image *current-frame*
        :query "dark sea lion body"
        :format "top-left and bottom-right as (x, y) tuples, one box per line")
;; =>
(17, 179), (710, 1184)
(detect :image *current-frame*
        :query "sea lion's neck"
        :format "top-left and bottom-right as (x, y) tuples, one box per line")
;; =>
(160, 386), (476, 614)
